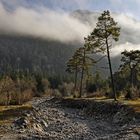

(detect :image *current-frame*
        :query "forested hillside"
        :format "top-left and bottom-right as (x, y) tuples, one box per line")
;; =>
(0, 34), (121, 79)
(0, 35), (77, 76)
(0, 9), (134, 78)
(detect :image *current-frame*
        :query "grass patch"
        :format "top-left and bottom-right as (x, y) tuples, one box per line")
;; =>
(88, 97), (140, 113)
(65, 97), (140, 114)
(92, 97), (140, 113)
(0, 103), (32, 125)
(120, 99), (140, 113)
(82, 97), (140, 113)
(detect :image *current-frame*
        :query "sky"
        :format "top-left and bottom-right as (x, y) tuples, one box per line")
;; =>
(1, 0), (140, 19)
(0, 0), (140, 56)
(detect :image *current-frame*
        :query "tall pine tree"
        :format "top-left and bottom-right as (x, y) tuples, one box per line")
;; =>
(86, 10), (120, 101)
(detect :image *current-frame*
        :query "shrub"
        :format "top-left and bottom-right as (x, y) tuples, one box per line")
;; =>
(35, 75), (45, 94)
(86, 83), (97, 93)
(58, 82), (74, 97)
(0, 75), (35, 105)
(125, 87), (139, 100)
(48, 76), (62, 89)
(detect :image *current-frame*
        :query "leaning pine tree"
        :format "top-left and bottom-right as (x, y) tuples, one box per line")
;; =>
(87, 10), (120, 101)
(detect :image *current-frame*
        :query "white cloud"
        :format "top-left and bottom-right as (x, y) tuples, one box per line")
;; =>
(0, 1), (140, 57)
(0, 3), (91, 43)
(111, 42), (140, 56)
(115, 13), (140, 31)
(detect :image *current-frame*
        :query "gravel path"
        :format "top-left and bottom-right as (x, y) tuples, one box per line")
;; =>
(0, 97), (140, 140)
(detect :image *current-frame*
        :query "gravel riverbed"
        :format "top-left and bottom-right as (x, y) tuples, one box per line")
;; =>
(0, 97), (140, 140)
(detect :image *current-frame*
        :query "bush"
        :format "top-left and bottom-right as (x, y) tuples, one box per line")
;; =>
(125, 87), (139, 100)
(86, 83), (97, 93)
(0, 75), (35, 105)
(48, 76), (62, 89)
(35, 75), (45, 94)
(58, 82), (74, 97)
(53, 89), (62, 97)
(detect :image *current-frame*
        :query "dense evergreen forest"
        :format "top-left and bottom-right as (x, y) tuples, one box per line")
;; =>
(0, 35), (77, 76)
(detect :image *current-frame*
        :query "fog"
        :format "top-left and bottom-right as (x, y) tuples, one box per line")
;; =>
(0, 3), (91, 43)
(0, 1), (140, 56)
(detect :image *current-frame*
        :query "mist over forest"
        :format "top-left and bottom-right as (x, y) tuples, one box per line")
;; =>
(0, 6), (139, 76)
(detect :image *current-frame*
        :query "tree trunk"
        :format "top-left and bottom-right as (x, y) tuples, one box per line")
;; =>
(6, 92), (10, 106)
(79, 67), (84, 98)
(74, 64), (78, 91)
(130, 67), (134, 89)
(79, 49), (86, 98)
(106, 39), (117, 101)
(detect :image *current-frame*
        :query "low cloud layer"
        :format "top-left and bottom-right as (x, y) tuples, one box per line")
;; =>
(111, 42), (140, 56)
(0, 3), (91, 42)
(0, 1), (140, 56)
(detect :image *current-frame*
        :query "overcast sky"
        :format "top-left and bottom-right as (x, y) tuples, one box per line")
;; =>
(1, 0), (140, 19)
(0, 0), (140, 56)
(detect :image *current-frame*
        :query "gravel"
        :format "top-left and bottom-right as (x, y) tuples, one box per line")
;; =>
(0, 97), (140, 140)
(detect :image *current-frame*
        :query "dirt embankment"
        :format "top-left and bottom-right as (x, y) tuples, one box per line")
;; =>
(60, 98), (140, 121)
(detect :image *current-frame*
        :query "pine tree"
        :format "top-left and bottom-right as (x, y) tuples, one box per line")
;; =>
(78, 46), (96, 98)
(66, 45), (96, 98)
(120, 50), (140, 89)
(66, 49), (82, 93)
(86, 10), (120, 101)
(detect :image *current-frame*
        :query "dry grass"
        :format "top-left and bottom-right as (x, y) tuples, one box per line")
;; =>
(91, 97), (140, 113)
(120, 99), (140, 113)
(0, 103), (32, 125)
(68, 96), (140, 113)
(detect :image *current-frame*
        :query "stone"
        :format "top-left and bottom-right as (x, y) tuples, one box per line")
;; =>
(14, 117), (28, 128)
(1, 97), (139, 140)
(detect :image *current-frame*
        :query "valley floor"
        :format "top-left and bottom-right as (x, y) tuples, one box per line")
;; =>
(0, 97), (140, 140)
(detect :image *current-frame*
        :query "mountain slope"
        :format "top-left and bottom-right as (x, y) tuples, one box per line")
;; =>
(1, 10), (134, 77)
(0, 35), (77, 76)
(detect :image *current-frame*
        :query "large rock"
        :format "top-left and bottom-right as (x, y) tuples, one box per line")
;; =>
(13, 117), (29, 129)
